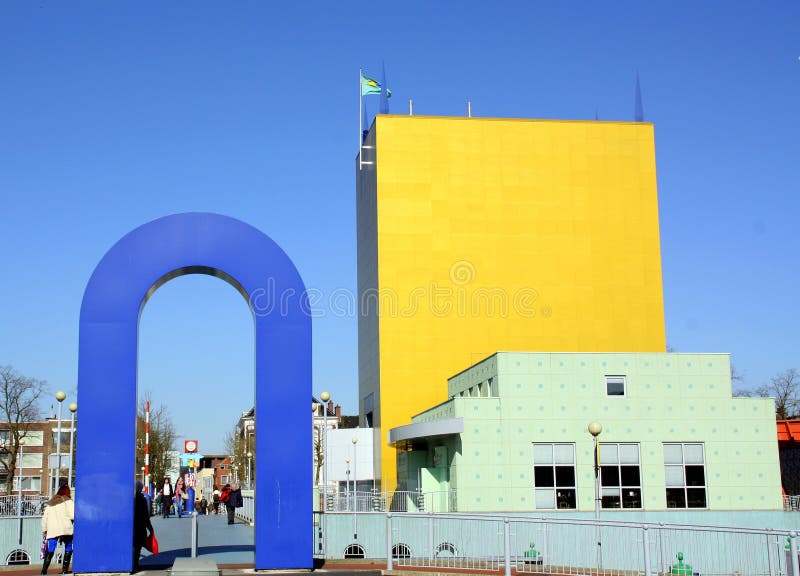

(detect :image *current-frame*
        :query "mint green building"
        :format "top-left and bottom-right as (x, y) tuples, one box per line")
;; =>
(389, 352), (782, 513)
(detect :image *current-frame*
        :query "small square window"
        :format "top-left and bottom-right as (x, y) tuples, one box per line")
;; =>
(606, 376), (626, 396)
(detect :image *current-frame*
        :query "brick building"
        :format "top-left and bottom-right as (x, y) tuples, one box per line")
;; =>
(0, 417), (76, 497)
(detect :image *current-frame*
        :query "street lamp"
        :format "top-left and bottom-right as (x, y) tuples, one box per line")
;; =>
(317, 391), (331, 558)
(345, 457), (351, 511)
(588, 421), (603, 569)
(68, 403), (77, 489)
(352, 435), (358, 539)
(247, 451), (253, 489)
(319, 392), (330, 503)
(141, 466), (145, 486)
(52, 391), (66, 497)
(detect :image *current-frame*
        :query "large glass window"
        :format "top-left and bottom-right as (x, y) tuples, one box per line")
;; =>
(12, 476), (41, 491)
(19, 453), (41, 469)
(600, 443), (642, 508)
(533, 443), (576, 509)
(664, 443), (707, 508)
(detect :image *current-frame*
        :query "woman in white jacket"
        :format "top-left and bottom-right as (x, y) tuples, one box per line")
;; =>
(41, 483), (74, 574)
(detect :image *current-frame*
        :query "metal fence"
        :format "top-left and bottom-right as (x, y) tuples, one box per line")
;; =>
(0, 495), (47, 517)
(785, 495), (800, 511)
(321, 489), (457, 513)
(237, 491), (254, 525)
(316, 512), (800, 576)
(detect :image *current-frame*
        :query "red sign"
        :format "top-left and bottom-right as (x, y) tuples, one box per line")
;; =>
(184, 440), (198, 453)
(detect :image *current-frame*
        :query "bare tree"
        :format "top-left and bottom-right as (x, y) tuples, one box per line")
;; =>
(136, 393), (177, 488)
(756, 369), (800, 420)
(313, 425), (323, 485)
(0, 366), (46, 493)
(731, 364), (752, 397)
(224, 427), (245, 484)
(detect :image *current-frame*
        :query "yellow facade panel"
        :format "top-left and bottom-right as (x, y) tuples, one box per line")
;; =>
(358, 115), (666, 491)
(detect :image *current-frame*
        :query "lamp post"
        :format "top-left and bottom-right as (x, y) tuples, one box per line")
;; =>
(352, 435), (358, 539)
(247, 451), (253, 489)
(68, 403), (77, 489)
(345, 457), (351, 511)
(245, 422), (254, 488)
(141, 466), (146, 486)
(53, 391), (66, 497)
(320, 391), (330, 504)
(588, 421), (603, 569)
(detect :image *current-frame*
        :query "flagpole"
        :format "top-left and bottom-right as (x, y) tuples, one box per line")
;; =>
(359, 67), (363, 171)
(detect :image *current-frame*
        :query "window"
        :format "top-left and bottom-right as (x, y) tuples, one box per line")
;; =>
(605, 375), (626, 396)
(12, 476), (41, 491)
(392, 543), (412, 558)
(24, 430), (44, 446)
(435, 542), (458, 558)
(344, 544), (365, 559)
(664, 443), (707, 508)
(21, 453), (42, 469)
(50, 430), (69, 446)
(533, 443), (576, 509)
(220, 475), (229, 484)
(0, 429), (10, 445)
(6, 549), (30, 565)
(600, 443), (642, 508)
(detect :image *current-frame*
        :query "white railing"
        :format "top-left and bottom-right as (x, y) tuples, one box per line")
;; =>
(315, 511), (800, 576)
(784, 495), (800, 511)
(0, 494), (48, 517)
(237, 490), (254, 524)
(320, 489), (457, 513)
(389, 514), (799, 576)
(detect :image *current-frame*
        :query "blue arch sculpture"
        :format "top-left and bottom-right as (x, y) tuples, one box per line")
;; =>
(74, 212), (311, 572)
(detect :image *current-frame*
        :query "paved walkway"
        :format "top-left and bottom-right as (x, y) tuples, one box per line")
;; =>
(140, 512), (254, 567)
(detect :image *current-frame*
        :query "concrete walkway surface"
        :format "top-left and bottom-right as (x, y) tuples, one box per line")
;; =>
(140, 512), (254, 567)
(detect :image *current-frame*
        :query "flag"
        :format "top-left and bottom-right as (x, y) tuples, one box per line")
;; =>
(380, 62), (390, 114)
(361, 73), (391, 97)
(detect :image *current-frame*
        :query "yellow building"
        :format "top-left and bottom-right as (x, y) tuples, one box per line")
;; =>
(357, 115), (666, 492)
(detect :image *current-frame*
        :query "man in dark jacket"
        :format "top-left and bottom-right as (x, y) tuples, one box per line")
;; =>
(133, 481), (154, 572)
(226, 483), (243, 525)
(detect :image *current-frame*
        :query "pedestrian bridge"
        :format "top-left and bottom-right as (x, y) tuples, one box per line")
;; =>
(140, 514), (254, 567)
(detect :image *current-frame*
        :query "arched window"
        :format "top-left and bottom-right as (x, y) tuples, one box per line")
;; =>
(344, 544), (365, 559)
(392, 543), (412, 559)
(6, 549), (30, 565)
(435, 542), (457, 557)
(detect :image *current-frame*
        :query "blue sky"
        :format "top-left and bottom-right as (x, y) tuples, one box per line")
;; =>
(0, 1), (798, 453)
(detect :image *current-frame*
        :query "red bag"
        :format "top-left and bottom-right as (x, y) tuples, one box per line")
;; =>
(144, 532), (159, 554)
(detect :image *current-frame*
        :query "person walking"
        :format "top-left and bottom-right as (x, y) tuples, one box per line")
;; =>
(227, 483), (243, 525)
(174, 477), (185, 518)
(41, 481), (74, 574)
(220, 484), (232, 523)
(161, 478), (173, 518)
(133, 481), (154, 573)
(212, 488), (220, 515)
